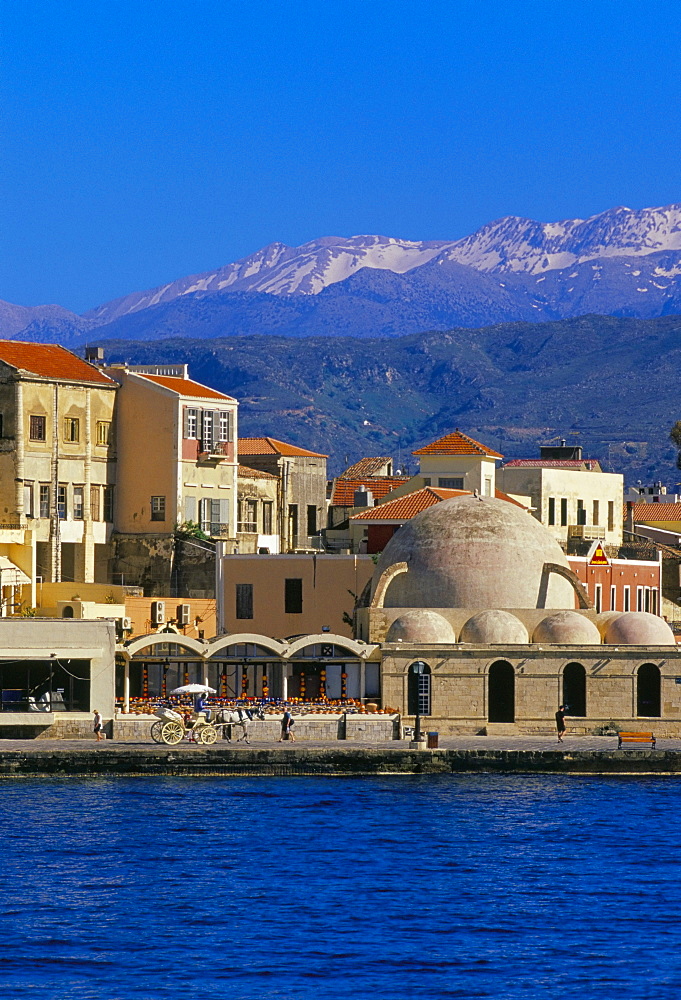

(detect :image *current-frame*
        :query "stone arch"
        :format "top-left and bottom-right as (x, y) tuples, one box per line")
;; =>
(207, 633), (287, 658)
(407, 660), (431, 716)
(488, 660), (515, 723)
(637, 663), (661, 718)
(563, 662), (586, 717)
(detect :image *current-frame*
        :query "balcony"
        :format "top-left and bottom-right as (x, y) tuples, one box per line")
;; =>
(201, 522), (233, 539)
(567, 525), (607, 541)
(197, 440), (231, 462)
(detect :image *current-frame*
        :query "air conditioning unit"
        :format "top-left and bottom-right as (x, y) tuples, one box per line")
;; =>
(176, 603), (191, 626)
(151, 600), (165, 626)
(122, 617), (133, 631)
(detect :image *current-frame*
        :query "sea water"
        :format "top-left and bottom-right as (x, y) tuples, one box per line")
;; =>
(0, 774), (679, 999)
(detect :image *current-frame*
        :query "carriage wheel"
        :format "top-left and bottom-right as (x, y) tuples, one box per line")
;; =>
(197, 725), (218, 745)
(150, 721), (165, 743)
(161, 720), (184, 745)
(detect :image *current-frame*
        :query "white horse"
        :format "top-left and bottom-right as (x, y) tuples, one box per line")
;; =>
(216, 705), (265, 744)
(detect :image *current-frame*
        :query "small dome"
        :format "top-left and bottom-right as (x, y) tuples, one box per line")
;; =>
(604, 612), (675, 646)
(385, 610), (457, 644)
(533, 611), (602, 645)
(460, 610), (529, 644)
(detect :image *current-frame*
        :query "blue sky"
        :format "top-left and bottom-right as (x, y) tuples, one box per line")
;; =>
(2, 0), (681, 312)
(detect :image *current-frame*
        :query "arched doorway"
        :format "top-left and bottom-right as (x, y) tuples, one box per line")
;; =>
(488, 661), (514, 722)
(637, 663), (661, 718)
(407, 661), (431, 716)
(563, 662), (586, 717)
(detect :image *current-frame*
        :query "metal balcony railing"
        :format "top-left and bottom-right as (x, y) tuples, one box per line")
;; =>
(198, 440), (231, 458)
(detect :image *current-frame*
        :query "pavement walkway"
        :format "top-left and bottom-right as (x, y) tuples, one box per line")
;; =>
(0, 734), (676, 753)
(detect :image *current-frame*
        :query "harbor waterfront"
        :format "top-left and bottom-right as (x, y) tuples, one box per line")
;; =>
(1, 772), (680, 1000)
(4, 735), (681, 776)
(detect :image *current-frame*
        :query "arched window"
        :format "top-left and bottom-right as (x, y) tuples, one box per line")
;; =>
(407, 661), (431, 716)
(563, 662), (586, 717)
(61, 606), (74, 618)
(488, 661), (514, 723)
(637, 663), (661, 718)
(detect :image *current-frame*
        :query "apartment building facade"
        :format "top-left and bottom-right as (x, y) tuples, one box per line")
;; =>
(0, 341), (117, 600)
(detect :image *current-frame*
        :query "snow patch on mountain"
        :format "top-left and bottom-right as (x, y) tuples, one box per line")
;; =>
(76, 201), (681, 328)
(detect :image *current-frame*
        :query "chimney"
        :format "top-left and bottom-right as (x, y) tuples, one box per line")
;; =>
(353, 486), (374, 508)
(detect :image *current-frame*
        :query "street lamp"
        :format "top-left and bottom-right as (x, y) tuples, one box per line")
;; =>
(411, 661), (426, 746)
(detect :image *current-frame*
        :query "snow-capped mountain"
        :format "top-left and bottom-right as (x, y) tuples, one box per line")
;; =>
(82, 202), (681, 327)
(4, 201), (681, 344)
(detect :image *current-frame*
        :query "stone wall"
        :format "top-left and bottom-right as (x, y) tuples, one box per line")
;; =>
(112, 712), (398, 742)
(110, 533), (216, 597)
(382, 643), (681, 737)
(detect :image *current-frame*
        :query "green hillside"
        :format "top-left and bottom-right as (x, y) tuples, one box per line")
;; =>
(98, 313), (681, 481)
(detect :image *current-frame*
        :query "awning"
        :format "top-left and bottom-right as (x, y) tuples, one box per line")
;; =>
(0, 556), (31, 586)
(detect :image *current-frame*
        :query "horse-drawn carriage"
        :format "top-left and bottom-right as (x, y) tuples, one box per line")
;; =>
(151, 702), (265, 745)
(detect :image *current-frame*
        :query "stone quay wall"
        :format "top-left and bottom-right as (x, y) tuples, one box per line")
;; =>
(1, 745), (681, 777)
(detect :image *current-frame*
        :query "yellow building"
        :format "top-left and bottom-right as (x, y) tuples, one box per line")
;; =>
(0, 340), (117, 606)
(105, 364), (238, 539)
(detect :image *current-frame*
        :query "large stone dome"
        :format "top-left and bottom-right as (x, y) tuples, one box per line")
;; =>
(372, 495), (575, 610)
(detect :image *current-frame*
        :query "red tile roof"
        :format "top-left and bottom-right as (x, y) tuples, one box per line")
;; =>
(351, 487), (526, 521)
(0, 340), (115, 386)
(330, 476), (411, 506)
(238, 436), (328, 458)
(629, 503), (681, 522)
(340, 457), (394, 477)
(503, 458), (602, 471)
(135, 373), (235, 400)
(238, 464), (278, 481)
(412, 429), (503, 458)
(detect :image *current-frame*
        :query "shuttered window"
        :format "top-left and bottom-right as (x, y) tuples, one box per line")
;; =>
(183, 408), (198, 439)
(184, 495), (197, 523)
(236, 584), (253, 620)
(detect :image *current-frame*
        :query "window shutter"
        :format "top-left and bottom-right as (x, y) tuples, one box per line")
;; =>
(228, 409), (234, 442)
(183, 407), (190, 438)
(211, 498), (221, 523)
(220, 498), (230, 526)
(184, 496), (196, 522)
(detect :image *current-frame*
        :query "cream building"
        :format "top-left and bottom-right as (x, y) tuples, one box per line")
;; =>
(0, 340), (117, 603)
(236, 465), (280, 554)
(412, 429), (502, 496)
(0, 617), (116, 736)
(497, 445), (624, 548)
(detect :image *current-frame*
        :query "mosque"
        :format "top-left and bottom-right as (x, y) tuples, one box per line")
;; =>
(355, 494), (681, 735)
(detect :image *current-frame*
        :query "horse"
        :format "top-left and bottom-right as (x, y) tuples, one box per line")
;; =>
(216, 705), (265, 744)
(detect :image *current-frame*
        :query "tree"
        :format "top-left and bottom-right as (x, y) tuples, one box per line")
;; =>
(670, 422), (681, 470)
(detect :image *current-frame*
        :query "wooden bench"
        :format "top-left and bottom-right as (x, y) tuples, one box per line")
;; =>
(617, 731), (656, 749)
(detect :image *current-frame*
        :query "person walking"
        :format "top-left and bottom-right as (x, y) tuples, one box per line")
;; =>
(555, 705), (567, 743)
(278, 705), (295, 742)
(93, 710), (104, 742)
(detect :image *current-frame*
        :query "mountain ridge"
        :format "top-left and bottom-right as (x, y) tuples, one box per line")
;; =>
(5, 201), (681, 344)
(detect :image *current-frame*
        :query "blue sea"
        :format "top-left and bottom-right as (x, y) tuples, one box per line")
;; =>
(0, 775), (679, 999)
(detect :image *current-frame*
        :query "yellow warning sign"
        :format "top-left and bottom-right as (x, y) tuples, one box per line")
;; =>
(589, 543), (609, 566)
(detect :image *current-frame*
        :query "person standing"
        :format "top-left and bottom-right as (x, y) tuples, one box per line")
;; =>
(278, 705), (295, 742)
(93, 710), (104, 742)
(555, 705), (567, 743)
